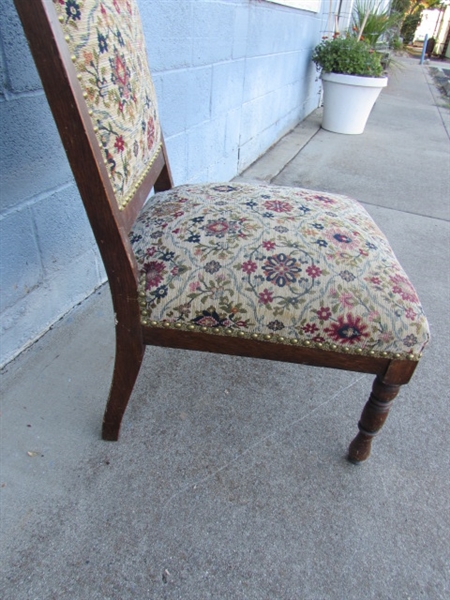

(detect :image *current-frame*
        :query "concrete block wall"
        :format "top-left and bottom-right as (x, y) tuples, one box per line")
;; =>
(0, 0), (332, 367)
(143, 0), (325, 184)
(0, 0), (107, 368)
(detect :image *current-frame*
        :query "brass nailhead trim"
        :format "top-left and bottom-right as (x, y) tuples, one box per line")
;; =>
(137, 314), (423, 361)
(116, 143), (162, 212)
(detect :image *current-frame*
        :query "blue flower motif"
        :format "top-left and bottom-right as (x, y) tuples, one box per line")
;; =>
(262, 253), (302, 287)
(161, 251), (175, 261)
(268, 320), (284, 331)
(97, 32), (108, 54)
(154, 285), (168, 299)
(315, 239), (328, 247)
(312, 223), (324, 230)
(187, 233), (201, 243)
(191, 216), (205, 223)
(403, 334), (418, 347)
(204, 260), (221, 274)
(298, 205), (311, 215)
(333, 233), (352, 244)
(212, 185), (236, 193)
(66, 0), (81, 21)
(340, 270), (356, 282)
(116, 28), (124, 47)
(263, 212), (274, 219)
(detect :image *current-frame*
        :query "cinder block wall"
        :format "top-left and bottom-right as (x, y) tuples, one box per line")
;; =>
(0, 0), (328, 367)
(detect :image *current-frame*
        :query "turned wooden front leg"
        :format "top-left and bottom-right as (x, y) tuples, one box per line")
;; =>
(348, 376), (401, 464)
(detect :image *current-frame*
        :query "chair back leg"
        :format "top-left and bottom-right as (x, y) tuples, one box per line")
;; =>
(102, 326), (146, 441)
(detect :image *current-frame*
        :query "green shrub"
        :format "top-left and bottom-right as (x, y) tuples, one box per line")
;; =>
(312, 35), (384, 77)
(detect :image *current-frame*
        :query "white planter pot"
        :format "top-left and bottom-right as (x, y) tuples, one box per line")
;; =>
(321, 72), (388, 135)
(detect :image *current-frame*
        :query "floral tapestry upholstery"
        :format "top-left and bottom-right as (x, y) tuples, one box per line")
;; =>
(53, 0), (161, 209)
(131, 183), (430, 361)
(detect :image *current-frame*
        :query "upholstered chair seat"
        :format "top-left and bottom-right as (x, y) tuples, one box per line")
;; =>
(132, 182), (429, 361)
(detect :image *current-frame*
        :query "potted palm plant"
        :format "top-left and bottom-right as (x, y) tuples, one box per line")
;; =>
(312, 1), (395, 135)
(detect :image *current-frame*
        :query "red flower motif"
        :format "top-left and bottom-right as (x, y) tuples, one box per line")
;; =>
(115, 55), (127, 87)
(262, 240), (276, 251)
(196, 316), (219, 327)
(324, 314), (370, 345)
(113, 0), (121, 13)
(147, 117), (155, 150)
(259, 289), (274, 305)
(306, 265), (322, 278)
(144, 261), (166, 289)
(114, 135), (125, 153)
(242, 260), (257, 274)
(263, 200), (293, 213)
(205, 219), (229, 236)
(390, 274), (419, 303)
(316, 306), (332, 320)
(371, 276), (381, 285)
(303, 323), (319, 334)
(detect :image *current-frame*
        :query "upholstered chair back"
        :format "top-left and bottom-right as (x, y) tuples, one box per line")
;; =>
(53, 0), (162, 212)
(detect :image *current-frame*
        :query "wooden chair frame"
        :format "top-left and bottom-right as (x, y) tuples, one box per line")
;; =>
(15, 0), (420, 463)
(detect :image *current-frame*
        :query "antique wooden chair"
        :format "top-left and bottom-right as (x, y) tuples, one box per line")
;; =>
(15, 0), (430, 463)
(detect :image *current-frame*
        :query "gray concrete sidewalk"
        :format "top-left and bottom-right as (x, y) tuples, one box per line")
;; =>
(1, 55), (449, 600)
